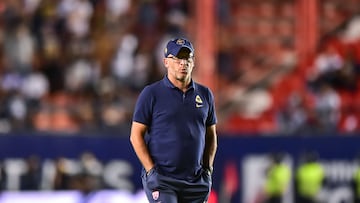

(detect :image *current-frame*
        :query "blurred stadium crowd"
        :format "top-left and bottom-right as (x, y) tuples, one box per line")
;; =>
(0, 0), (360, 136)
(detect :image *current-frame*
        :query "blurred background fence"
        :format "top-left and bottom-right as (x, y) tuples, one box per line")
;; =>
(0, 134), (359, 203)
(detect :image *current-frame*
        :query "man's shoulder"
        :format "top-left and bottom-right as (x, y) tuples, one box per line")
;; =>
(194, 82), (211, 93)
(137, 80), (164, 104)
(143, 80), (164, 91)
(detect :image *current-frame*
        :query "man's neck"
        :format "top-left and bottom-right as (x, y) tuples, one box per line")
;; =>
(169, 77), (191, 92)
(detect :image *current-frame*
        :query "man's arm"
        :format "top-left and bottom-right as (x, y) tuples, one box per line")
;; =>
(203, 124), (218, 173)
(130, 121), (155, 173)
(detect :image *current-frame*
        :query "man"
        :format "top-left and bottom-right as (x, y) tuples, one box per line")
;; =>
(263, 152), (291, 203)
(130, 38), (218, 203)
(295, 151), (324, 203)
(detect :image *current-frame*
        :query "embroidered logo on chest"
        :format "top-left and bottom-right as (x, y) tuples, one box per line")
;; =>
(195, 95), (203, 108)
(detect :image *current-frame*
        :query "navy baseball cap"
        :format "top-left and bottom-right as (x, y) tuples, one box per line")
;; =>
(164, 38), (194, 57)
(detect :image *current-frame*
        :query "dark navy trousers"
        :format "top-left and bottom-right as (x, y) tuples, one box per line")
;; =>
(141, 167), (212, 203)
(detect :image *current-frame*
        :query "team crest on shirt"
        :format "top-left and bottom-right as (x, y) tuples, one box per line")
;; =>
(152, 191), (159, 200)
(195, 95), (203, 108)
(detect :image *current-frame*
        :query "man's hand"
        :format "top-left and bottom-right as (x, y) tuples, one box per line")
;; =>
(204, 166), (213, 175)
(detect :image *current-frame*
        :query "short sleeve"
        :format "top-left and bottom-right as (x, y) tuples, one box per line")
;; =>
(206, 88), (217, 126)
(132, 86), (153, 126)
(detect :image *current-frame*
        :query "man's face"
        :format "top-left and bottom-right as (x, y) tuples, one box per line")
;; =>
(164, 48), (194, 83)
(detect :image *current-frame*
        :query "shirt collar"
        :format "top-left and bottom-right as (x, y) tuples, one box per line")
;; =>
(162, 75), (195, 90)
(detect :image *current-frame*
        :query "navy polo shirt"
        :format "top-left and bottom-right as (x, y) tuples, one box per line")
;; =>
(133, 75), (217, 180)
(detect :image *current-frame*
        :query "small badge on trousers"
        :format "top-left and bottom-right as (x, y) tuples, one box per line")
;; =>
(152, 191), (159, 200)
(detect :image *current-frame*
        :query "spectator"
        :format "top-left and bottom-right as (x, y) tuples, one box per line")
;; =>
(20, 155), (42, 190)
(308, 43), (344, 91)
(0, 159), (7, 191)
(313, 84), (341, 133)
(0, 0), (359, 135)
(53, 157), (72, 190)
(276, 92), (310, 134)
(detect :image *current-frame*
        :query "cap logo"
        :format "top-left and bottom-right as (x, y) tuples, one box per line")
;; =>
(164, 47), (168, 54)
(176, 39), (185, 45)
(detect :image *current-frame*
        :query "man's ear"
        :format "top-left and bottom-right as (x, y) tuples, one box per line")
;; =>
(163, 58), (169, 68)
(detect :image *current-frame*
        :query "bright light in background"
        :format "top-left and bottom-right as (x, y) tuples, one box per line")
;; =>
(0, 190), (148, 203)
